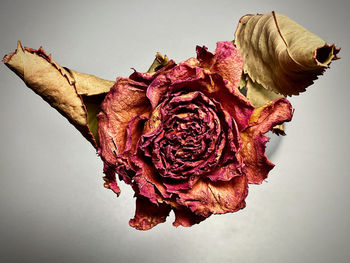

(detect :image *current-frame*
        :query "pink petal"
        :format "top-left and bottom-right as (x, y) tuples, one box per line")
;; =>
(241, 98), (294, 184)
(102, 163), (121, 196)
(197, 41), (244, 89)
(129, 196), (171, 230)
(206, 162), (243, 182)
(173, 207), (207, 227)
(176, 175), (248, 217)
(98, 77), (151, 167)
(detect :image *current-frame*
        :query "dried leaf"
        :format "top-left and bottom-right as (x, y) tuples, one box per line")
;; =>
(147, 52), (169, 73)
(2, 41), (115, 148)
(245, 74), (283, 107)
(235, 11), (340, 96)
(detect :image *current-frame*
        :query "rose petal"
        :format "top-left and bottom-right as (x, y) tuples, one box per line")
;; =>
(131, 152), (172, 201)
(98, 77), (151, 166)
(197, 41), (244, 89)
(167, 65), (254, 130)
(176, 175), (248, 217)
(129, 196), (171, 230)
(207, 162), (243, 182)
(130, 60), (176, 84)
(102, 163), (121, 196)
(173, 207), (207, 227)
(241, 98), (294, 184)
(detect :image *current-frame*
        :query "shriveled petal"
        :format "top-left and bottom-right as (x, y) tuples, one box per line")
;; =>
(129, 196), (171, 230)
(131, 152), (172, 202)
(102, 163), (121, 196)
(176, 176), (248, 217)
(173, 207), (207, 227)
(146, 74), (171, 109)
(167, 66), (254, 130)
(241, 98), (293, 184)
(130, 59), (176, 84)
(122, 116), (147, 156)
(197, 41), (243, 89)
(207, 162), (243, 182)
(98, 78), (151, 166)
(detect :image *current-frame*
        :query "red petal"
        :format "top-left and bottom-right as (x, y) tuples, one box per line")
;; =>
(102, 163), (121, 196)
(197, 41), (243, 90)
(241, 98), (294, 184)
(176, 175), (248, 217)
(173, 207), (207, 227)
(207, 162), (243, 182)
(131, 152), (172, 201)
(129, 196), (171, 230)
(166, 66), (254, 131)
(98, 77), (151, 167)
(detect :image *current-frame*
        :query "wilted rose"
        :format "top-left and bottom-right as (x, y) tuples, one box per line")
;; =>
(97, 41), (293, 230)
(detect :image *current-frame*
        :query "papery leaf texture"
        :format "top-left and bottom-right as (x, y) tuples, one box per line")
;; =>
(235, 11), (340, 98)
(2, 41), (114, 147)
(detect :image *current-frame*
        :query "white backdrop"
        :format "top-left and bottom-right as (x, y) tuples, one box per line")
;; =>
(0, 0), (349, 262)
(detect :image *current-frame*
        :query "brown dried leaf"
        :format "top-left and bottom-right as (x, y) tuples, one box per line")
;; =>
(3, 41), (114, 148)
(235, 11), (340, 96)
(245, 74), (283, 107)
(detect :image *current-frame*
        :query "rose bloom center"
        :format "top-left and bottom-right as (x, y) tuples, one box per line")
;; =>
(146, 91), (226, 180)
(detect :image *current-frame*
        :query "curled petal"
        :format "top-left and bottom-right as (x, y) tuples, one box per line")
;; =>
(129, 196), (171, 231)
(197, 41), (244, 89)
(131, 153), (172, 201)
(167, 66), (254, 130)
(130, 59), (176, 84)
(98, 78), (151, 166)
(102, 163), (121, 196)
(241, 98), (294, 184)
(173, 207), (207, 227)
(207, 162), (243, 182)
(176, 176), (248, 217)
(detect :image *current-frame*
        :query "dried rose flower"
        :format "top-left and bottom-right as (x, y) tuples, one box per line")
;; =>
(3, 12), (339, 231)
(98, 41), (293, 230)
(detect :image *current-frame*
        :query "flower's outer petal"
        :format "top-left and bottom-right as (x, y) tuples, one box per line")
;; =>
(172, 207), (207, 227)
(241, 98), (293, 184)
(207, 162), (243, 182)
(196, 45), (215, 68)
(129, 196), (171, 231)
(146, 74), (171, 109)
(197, 41), (244, 90)
(102, 163), (121, 196)
(131, 152), (172, 202)
(146, 61), (201, 109)
(176, 176), (248, 217)
(98, 78), (151, 167)
(130, 60), (176, 84)
(122, 116), (147, 156)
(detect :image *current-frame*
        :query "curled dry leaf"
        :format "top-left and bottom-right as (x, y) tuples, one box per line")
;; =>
(235, 11), (340, 97)
(3, 41), (114, 147)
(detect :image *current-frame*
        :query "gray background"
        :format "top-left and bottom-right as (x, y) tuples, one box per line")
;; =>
(0, 0), (349, 262)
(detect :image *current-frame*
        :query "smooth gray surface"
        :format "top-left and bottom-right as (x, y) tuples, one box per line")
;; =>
(0, 0), (349, 262)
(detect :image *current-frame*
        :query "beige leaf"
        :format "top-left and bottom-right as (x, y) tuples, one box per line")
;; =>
(235, 11), (340, 96)
(147, 52), (169, 73)
(3, 41), (115, 148)
(245, 74), (283, 107)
